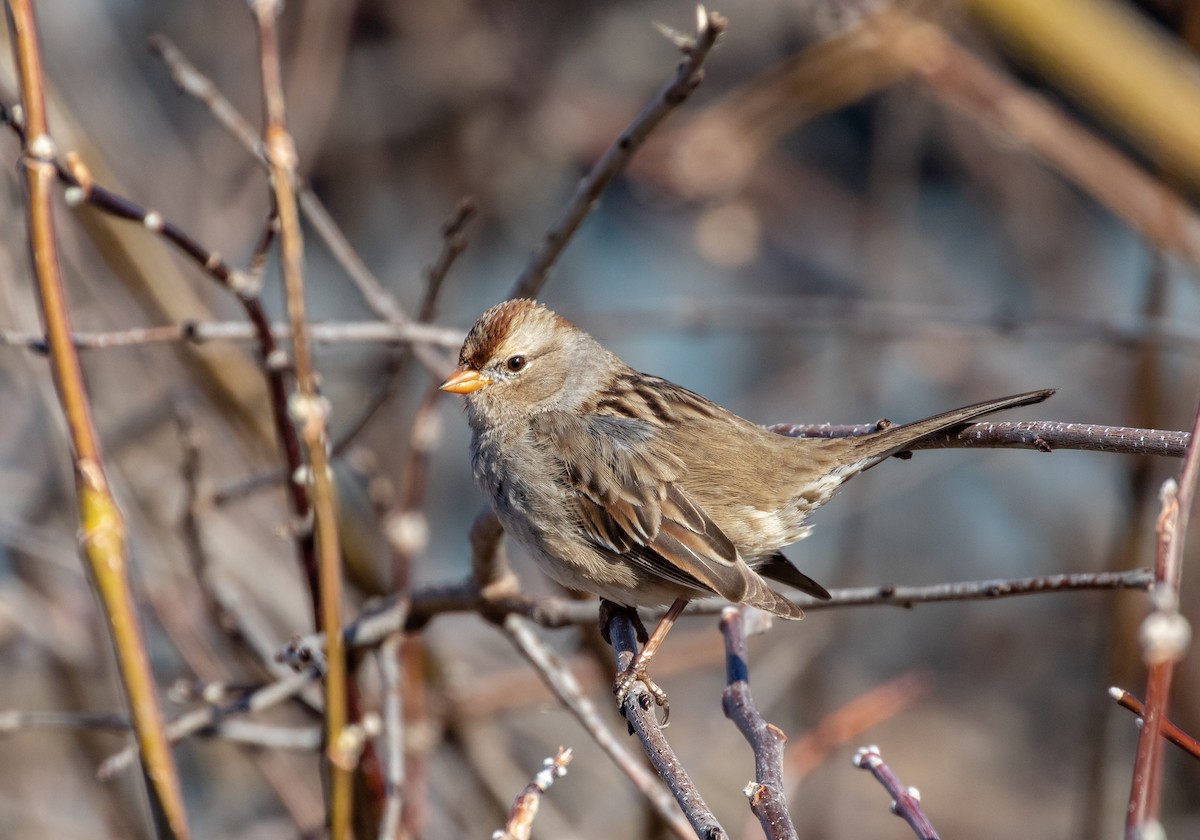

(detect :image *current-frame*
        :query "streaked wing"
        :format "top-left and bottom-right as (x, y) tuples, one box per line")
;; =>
(532, 411), (749, 601)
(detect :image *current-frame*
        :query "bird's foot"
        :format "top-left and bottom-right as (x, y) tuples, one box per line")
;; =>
(614, 662), (670, 726)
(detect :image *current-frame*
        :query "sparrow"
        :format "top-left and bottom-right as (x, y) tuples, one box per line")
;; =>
(441, 298), (1052, 710)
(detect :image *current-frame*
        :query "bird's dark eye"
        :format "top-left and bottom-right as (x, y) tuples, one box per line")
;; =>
(506, 355), (526, 372)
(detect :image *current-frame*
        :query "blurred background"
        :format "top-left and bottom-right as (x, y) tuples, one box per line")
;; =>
(1, 0), (1198, 837)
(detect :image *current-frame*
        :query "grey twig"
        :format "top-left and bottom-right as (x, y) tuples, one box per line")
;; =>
(98, 667), (320, 780)
(719, 607), (797, 840)
(0, 320), (463, 352)
(852, 745), (940, 840)
(509, 6), (727, 299)
(376, 631), (407, 840)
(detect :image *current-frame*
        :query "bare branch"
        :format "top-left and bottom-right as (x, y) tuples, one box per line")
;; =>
(608, 609), (729, 839)
(502, 615), (696, 840)
(1125, 387), (1199, 833)
(493, 747), (573, 840)
(509, 6), (727, 298)
(1110, 687), (1200, 762)
(852, 745), (940, 840)
(720, 607), (797, 840)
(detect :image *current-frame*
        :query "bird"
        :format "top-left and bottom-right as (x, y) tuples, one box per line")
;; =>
(440, 298), (1052, 712)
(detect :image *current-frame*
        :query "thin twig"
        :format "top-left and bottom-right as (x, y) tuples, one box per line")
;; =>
(4, 2), (190, 836)
(502, 615), (696, 840)
(852, 745), (940, 840)
(719, 607), (798, 840)
(377, 631), (407, 840)
(493, 747), (573, 840)
(99, 667), (320, 779)
(0, 318), (462, 352)
(148, 32), (451, 375)
(0, 708), (320, 751)
(608, 609), (728, 840)
(1125, 388), (1200, 834)
(508, 6), (727, 298)
(1109, 687), (1200, 762)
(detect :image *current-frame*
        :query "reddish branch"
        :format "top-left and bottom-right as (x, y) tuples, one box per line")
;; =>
(1110, 688), (1200, 762)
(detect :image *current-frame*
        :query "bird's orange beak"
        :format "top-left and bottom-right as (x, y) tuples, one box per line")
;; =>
(439, 367), (492, 394)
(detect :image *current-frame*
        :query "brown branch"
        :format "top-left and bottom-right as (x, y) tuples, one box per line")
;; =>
(1110, 687), (1200, 762)
(248, 1), (352, 836)
(720, 607), (798, 840)
(508, 6), (726, 299)
(853, 745), (940, 839)
(608, 609), (729, 840)
(1125, 388), (1199, 833)
(4, 1), (190, 836)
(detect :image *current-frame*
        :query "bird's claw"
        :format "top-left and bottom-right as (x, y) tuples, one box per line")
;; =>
(614, 664), (670, 726)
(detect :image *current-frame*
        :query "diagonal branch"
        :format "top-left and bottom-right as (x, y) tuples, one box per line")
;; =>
(508, 6), (727, 299)
(4, 1), (190, 837)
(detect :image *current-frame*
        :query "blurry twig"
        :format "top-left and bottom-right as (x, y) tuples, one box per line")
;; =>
(608, 609), (728, 840)
(853, 745), (940, 839)
(99, 666), (320, 779)
(376, 632), (407, 840)
(867, 7), (1200, 271)
(493, 747), (573, 840)
(502, 615), (696, 840)
(5, 2), (190, 836)
(508, 6), (727, 299)
(0, 320), (463, 351)
(1125, 391), (1199, 833)
(965, 0), (1200, 190)
(148, 32), (451, 375)
(719, 607), (797, 840)
(334, 196), (476, 457)
(249, 2), (352, 836)
(0, 708), (320, 750)
(1109, 687), (1200, 762)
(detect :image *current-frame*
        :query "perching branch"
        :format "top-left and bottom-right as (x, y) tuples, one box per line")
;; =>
(609, 608), (729, 840)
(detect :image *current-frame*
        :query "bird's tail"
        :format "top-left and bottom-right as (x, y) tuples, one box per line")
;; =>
(834, 388), (1054, 475)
